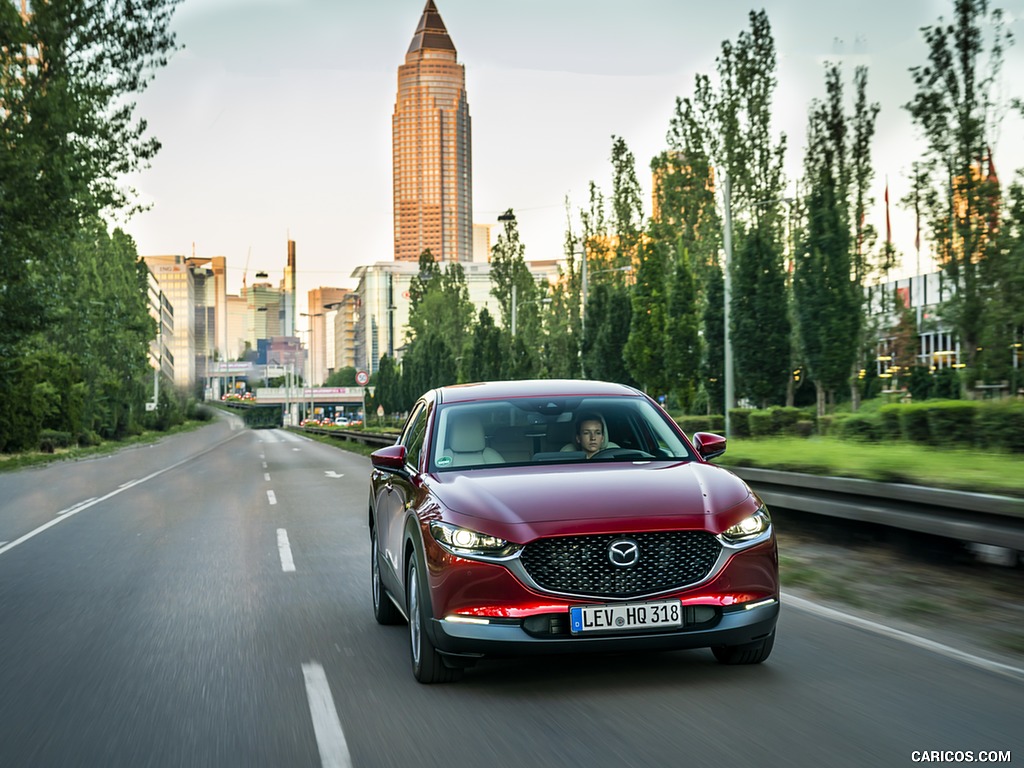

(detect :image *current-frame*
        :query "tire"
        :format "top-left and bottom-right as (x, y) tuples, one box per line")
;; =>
(407, 555), (462, 684)
(711, 631), (775, 665)
(371, 528), (402, 625)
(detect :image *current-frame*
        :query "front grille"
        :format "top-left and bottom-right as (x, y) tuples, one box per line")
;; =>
(520, 531), (721, 598)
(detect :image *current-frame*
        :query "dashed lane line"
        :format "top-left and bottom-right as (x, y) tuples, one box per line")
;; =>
(0, 430), (246, 559)
(302, 662), (352, 768)
(277, 528), (296, 572)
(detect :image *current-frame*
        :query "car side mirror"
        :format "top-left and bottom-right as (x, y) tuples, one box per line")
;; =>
(693, 432), (727, 461)
(371, 444), (407, 470)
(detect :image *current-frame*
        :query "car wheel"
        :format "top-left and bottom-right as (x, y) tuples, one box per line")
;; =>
(711, 630), (775, 665)
(371, 528), (402, 625)
(407, 555), (462, 684)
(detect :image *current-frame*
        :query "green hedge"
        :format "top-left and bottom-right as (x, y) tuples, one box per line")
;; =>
(834, 413), (881, 442)
(974, 402), (1024, 453)
(898, 403), (932, 444)
(728, 409), (751, 437)
(676, 415), (725, 435)
(925, 401), (981, 447)
(748, 410), (775, 437)
(38, 429), (73, 453)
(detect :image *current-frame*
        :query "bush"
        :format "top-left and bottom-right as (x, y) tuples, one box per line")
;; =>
(974, 401), (1024, 452)
(770, 407), (804, 433)
(790, 420), (815, 438)
(677, 416), (709, 434)
(77, 430), (101, 447)
(877, 404), (904, 441)
(835, 413), (880, 442)
(930, 367), (962, 399)
(728, 409), (751, 438)
(925, 400), (979, 447)
(748, 410), (775, 437)
(898, 403), (932, 444)
(816, 414), (835, 437)
(38, 429), (73, 453)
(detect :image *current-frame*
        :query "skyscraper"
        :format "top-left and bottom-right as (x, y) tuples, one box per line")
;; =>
(392, 1), (473, 263)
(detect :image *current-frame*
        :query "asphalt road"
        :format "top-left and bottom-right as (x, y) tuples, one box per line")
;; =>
(1, 413), (1020, 768)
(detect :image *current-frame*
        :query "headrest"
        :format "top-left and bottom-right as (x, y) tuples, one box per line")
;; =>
(450, 416), (486, 453)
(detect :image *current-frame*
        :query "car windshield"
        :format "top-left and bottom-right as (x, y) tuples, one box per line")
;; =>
(430, 396), (694, 471)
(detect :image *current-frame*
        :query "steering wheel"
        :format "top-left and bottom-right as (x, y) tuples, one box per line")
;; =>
(590, 447), (654, 460)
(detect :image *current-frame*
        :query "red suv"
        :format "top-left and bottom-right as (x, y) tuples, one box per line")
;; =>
(368, 380), (779, 683)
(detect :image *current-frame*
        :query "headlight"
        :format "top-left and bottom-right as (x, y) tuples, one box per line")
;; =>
(430, 522), (521, 558)
(720, 507), (771, 544)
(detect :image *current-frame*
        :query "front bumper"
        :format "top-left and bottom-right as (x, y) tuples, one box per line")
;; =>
(428, 597), (780, 659)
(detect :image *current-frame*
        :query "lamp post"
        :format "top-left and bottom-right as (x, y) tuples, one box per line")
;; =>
(722, 171), (734, 439)
(511, 292), (551, 336)
(300, 312), (323, 419)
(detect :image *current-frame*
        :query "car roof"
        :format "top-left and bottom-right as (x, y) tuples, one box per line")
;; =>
(434, 379), (643, 404)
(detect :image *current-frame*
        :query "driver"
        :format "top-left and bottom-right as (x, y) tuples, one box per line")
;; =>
(573, 411), (615, 459)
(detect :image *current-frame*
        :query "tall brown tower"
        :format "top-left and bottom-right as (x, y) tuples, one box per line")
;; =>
(392, 1), (473, 263)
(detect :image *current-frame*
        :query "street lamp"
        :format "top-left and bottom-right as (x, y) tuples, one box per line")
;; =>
(722, 171), (735, 439)
(300, 312), (323, 419)
(511, 291), (551, 336)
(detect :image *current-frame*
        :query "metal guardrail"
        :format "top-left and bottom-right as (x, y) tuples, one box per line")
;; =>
(297, 426), (396, 449)
(729, 466), (1024, 551)
(295, 424), (1024, 551)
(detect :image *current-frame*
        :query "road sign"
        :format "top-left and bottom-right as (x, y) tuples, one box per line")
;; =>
(356, 370), (370, 386)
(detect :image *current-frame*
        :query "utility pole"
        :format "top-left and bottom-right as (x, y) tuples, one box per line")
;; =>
(723, 171), (735, 440)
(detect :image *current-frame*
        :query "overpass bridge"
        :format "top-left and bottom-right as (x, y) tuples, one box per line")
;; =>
(252, 386), (369, 423)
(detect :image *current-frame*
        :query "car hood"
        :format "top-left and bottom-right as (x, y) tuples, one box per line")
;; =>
(426, 461), (755, 540)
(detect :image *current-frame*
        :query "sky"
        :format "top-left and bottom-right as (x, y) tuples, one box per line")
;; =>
(122, 0), (1024, 307)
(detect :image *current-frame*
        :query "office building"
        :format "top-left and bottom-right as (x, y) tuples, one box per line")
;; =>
(393, 0), (473, 263)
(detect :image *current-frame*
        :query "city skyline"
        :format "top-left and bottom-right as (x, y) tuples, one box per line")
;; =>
(122, 0), (1024, 308)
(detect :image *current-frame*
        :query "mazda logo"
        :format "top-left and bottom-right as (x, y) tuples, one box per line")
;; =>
(608, 539), (640, 567)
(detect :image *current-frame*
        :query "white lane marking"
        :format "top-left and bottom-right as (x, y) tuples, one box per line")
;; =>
(57, 497), (98, 516)
(277, 528), (296, 572)
(262, 462), (268, 469)
(302, 662), (352, 768)
(784, 591), (1024, 682)
(267, 490), (277, 506)
(324, 471), (344, 478)
(0, 430), (246, 559)
(264, 473), (271, 482)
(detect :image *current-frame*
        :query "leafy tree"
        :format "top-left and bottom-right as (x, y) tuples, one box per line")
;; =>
(664, 245), (701, 410)
(325, 367), (357, 387)
(489, 210), (543, 377)
(582, 281), (634, 385)
(462, 308), (504, 383)
(374, 355), (403, 415)
(983, 180), (1024, 389)
(700, 261), (725, 413)
(0, 0), (180, 450)
(624, 238), (669, 393)
(542, 227), (584, 379)
(610, 135), (644, 268)
(732, 227), (790, 407)
(795, 63), (875, 417)
(681, 9), (790, 408)
(905, 0), (1010, 371)
(663, 97), (724, 413)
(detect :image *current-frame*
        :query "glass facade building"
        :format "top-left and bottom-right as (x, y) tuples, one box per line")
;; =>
(393, 1), (473, 263)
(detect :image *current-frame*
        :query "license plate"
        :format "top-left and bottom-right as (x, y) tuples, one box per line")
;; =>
(569, 599), (683, 635)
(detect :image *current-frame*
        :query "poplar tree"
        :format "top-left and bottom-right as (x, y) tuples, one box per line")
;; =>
(680, 9), (789, 409)
(795, 63), (878, 417)
(905, 0), (1011, 372)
